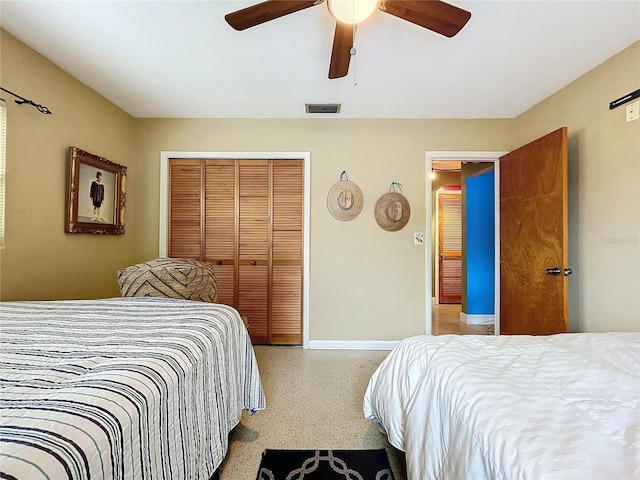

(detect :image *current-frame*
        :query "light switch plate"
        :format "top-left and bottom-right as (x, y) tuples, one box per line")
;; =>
(414, 232), (424, 245)
(626, 100), (640, 122)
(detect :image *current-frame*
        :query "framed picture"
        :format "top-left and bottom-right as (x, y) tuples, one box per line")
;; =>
(65, 146), (127, 234)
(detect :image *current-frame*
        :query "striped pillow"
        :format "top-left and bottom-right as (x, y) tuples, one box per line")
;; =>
(117, 258), (218, 303)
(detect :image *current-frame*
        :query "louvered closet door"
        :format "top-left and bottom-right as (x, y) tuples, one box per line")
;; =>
(169, 158), (303, 346)
(439, 192), (462, 304)
(169, 160), (202, 259)
(238, 161), (270, 345)
(204, 160), (236, 306)
(271, 160), (303, 345)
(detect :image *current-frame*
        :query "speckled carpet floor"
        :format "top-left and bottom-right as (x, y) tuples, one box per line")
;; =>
(218, 346), (406, 480)
(256, 449), (395, 480)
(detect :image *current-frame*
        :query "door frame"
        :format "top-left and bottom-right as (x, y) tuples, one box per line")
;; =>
(425, 151), (507, 335)
(159, 151), (312, 348)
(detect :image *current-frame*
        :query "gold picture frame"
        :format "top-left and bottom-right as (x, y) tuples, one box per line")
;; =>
(65, 146), (126, 234)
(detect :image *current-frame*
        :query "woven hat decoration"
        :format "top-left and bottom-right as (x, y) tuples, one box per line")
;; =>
(375, 182), (410, 232)
(327, 171), (364, 221)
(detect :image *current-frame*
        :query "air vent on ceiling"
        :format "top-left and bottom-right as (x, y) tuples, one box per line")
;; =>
(305, 103), (341, 114)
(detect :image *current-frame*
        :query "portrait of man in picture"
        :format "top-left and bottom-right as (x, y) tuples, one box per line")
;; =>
(90, 171), (105, 221)
(77, 163), (116, 224)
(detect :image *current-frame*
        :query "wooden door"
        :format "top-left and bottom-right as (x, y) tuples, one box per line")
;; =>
(238, 160), (270, 345)
(438, 192), (462, 304)
(271, 160), (303, 345)
(204, 160), (236, 306)
(500, 127), (569, 335)
(168, 158), (303, 345)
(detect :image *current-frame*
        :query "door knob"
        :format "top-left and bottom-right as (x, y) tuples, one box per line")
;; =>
(250, 260), (257, 265)
(546, 267), (572, 276)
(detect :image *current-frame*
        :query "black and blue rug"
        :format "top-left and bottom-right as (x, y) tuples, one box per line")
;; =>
(256, 449), (395, 480)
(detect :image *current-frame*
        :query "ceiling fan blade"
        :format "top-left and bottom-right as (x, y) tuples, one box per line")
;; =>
(380, 0), (471, 37)
(225, 0), (322, 31)
(328, 22), (353, 79)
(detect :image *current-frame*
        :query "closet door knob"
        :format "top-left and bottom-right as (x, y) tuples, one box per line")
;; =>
(250, 260), (257, 265)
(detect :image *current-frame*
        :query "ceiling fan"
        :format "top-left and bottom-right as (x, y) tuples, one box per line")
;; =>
(225, 0), (471, 79)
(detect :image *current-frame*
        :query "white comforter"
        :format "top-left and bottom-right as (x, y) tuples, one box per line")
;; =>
(363, 333), (640, 480)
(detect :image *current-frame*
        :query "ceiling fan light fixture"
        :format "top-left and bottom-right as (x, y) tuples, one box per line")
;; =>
(327, 0), (380, 24)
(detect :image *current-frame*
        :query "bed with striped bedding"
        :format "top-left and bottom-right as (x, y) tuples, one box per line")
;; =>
(0, 297), (266, 480)
(363, 333), (640, 480)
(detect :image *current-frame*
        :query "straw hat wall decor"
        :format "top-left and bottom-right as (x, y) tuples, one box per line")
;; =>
(327, 171), (364, 221)
(375, 182), (410, 232)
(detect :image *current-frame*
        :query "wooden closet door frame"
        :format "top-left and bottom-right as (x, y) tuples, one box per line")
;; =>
(159, 151), (311, 348)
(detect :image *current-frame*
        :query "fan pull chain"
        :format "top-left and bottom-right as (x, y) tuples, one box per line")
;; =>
(351, 23), (358, 86)
(351, 0), (357, 86)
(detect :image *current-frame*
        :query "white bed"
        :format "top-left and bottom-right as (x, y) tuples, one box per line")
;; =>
(363, 333), (640, 480)
(0, 297), (265, 480)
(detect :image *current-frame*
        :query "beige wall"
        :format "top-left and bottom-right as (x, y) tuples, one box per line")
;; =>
(0, 31), (136, 300)
(512, 41), (640, 332)
(3, 27), (638, 338)
(133, 119), (512, 340)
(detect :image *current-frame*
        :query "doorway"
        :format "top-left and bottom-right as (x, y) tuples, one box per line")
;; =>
(425, 151), (507, 335)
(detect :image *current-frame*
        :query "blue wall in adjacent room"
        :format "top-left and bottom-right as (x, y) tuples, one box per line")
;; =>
(466, 170), (495, 315)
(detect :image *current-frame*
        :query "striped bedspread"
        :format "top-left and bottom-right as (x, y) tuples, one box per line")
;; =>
(0, 297), (266, 480)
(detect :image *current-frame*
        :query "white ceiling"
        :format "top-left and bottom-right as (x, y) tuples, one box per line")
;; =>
(1, 0), (639, 119)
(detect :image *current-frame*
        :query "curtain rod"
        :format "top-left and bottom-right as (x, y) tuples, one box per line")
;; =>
(0, 87), (52, 114)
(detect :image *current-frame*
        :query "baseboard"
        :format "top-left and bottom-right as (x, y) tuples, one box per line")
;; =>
(308, 340), (398, 350)
(460, 313), (495, 325)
